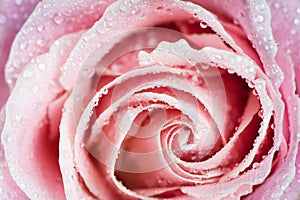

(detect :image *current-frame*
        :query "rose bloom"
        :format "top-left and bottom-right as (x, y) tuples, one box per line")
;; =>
(0, 0), (299, 199)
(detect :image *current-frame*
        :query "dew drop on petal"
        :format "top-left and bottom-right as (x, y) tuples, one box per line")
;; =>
(15, 0), (22, 6)
(0, 14), (7, 24)
(271, 124), (275, 129)
(53, 13), (65, 24)
(293, 18), (300, 25)
(37, 24), (44, 32)
(254, 15), (264, 23)
(258, 110), (263, 118)
(22, 69), (33, 78)
(38, 63), (46, 71)
(36, 38), (45, 47)
(19, 41), (28, 50)
(227, 68), (235, 74)
(6, 135), (13, 143)
(253, 162), (260, 169)
(102, 88), (108, 95)
(274, 3), (280, 9)
(252, 89), (258, 96)
(290, 29), (297, 35)
(255, 3), (265, 11)
(200, 21), (208, 28)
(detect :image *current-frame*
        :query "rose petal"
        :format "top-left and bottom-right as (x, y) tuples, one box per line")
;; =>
(0, 0), (40, 107)
(245, 42), (300, 200)
(4, 0), (114, 89)
(0, 107), (29, 199)
(201, 0), (284, 88)
(267, 0), (300, 93)
(1, 31), (83, 199)
(59, 0), (245, 90)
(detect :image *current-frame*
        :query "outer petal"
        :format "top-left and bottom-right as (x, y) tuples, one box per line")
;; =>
(0, 0), (41, 107)
(0, 107), (28, 199)
(4, 0), (114, 89)
(267, 0), (300, 93)
(195, 0), (284, 88)
(1, 31), (83, 199)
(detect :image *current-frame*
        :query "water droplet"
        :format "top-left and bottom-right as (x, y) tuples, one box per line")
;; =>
(0, 187), (3, 194)
(290, 29), (297, 35)
(258, 110), (263, 118)
(257, 26), (264, 32)
(22, 69), (33, 78)
(255, 3), (265, 11)
(271, 124), (275, 129)
(293, 18), (300, 25)
(248, 66), (255, 73)
(0, 14), (7, 24)
(93, 100), (99, 107)
(248, 81), (255, 88)
(37, 24), (44, 32)
(38, 63), (46, 71)
(31, 85), (39, 94)
(119, 3), (127, 12)
(103, 119), (109, 125)
(233, 19), (239, 25)
(53, 13), (65, 24)
(148, 107), (153, 112)
(82, 67), (94, 78)
(7, 79), (12, 85)
(15, 0), (23, 6)
(102, 88), (108, 95)
(6, 136), (13, 143)
(274, 3), (280, 9)
(20, 182), (26, 189)
(252, 89), (258, 96)
(36, 38), (45, 47)
(253, 162), (260, 169)
(200, 21), (208, 28)
(12, 13), (19, 19)
(157, 178), (164, 185)
(83, 34), (95, 42)
(227, 68), (235, 74)
(230, 55), (242, 63)
(255, 15), (264, 23)
(20, 41), (28, 50)
(97, 26), (106, 34)
(297, 8), (300, 14)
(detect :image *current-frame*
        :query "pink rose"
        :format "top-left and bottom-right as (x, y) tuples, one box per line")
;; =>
(0, 0), (299, 199)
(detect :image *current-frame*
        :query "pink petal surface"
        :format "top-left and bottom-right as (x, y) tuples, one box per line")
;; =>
(0, 107), (28, 199)
(247, 48), (300, 200)
(201, 0), (284, 88)
(0, 0), (40, 107)
(4, 0), (114, 89)
(1, 31), (83, 199)
(70, 37), (280, 199)
(267, 0), (300, 93)
(193, 1), (299, 198)
(1, 0), (298, 199)
(59, 95), (101, 200)
(59, 0), (244, 90)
